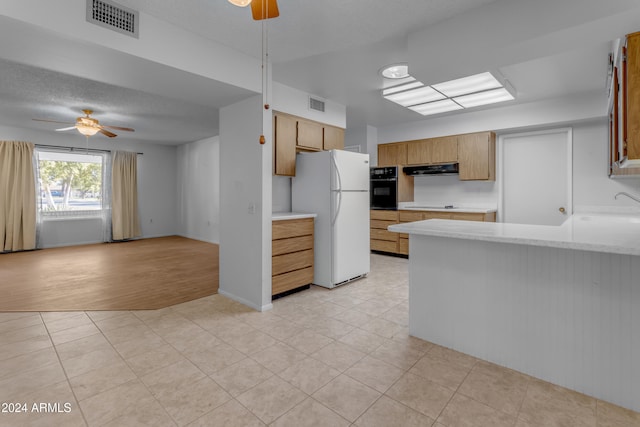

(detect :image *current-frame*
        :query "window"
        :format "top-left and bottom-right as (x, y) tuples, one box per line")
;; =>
(37, 150), (106, 216)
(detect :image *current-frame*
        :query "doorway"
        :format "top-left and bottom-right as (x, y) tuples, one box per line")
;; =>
(499, 128), (572, 225)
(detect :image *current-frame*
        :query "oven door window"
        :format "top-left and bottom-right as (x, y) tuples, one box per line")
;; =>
(370, 180), (397, 209)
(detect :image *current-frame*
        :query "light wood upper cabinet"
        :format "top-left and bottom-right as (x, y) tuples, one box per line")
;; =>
(378, 142), (407, 166)
(457, 132), (496, 181)
(406, 139), (431, 165)
(297, 118), (323, 151)
(406, 136), (458, 165)
(627, 31), (640, 160)
(273, 111), (345, 176)
(273, 113), (297, 176)
(432, 136), (458, 164)
(323, 126), (345, 150)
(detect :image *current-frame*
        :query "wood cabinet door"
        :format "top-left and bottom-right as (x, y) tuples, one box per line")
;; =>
(431, 136), (458, 164)
(407, 139), (432, 165)
(274, 114), (297, 176)
(628, 32), (640, 160)
(378, 143), (407, 166)
(297, 119), (323, 151)
(323, 126), (344, 150)
(458, 132), (496, 181)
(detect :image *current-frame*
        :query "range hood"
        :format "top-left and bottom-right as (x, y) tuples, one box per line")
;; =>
(403, 163), (459, 176)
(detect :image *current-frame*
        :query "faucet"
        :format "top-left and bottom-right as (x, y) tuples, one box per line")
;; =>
(615, 191), (640, 204)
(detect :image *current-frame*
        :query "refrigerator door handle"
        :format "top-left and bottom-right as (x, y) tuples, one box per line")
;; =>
(331, 151), (342, 192)
(331, 189), (342, 226)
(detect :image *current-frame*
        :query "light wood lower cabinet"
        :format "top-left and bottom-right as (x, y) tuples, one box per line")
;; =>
(400, 210), (496, 255)
(371, 209), (497, 256)
(272, 218), (314, 296)
(370, 210), (399, 253)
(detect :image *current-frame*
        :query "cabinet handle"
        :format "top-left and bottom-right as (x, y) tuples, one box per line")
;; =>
(559, 207), (566, 213)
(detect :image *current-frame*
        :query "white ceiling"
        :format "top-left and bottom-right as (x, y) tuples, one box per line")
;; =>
(1, 0), (639, 144)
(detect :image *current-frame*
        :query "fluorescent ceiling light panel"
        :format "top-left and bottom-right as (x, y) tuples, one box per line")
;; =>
(453, 87), (514, 108)
(408, 99), (463, 116)
(384, 86), (445, 107)
(382, 80), (421, 95)
(432, 72), (502, 97)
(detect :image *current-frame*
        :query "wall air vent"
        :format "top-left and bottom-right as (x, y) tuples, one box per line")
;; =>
(309, 96), (326, 113)
(86, 0), (139, 38)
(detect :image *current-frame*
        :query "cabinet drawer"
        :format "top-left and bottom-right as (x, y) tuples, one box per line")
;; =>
(371, 239), (398, 253)
(272, 218), (314, 240)
(424, 212), (452, 220)
(370, 210), (399, 221)
(451, 212), (485, 222)
(399, 238), (409, 255)
(370, 228), (398, 242)
(272, 235), (313, 256)
(272, 267), (314, 295)
(399, 211), (424, 222)
(370, 219), (396, 230)
(272, 249), (313, 276)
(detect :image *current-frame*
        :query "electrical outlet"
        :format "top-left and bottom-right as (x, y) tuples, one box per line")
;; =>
(248, 203), (256, 214)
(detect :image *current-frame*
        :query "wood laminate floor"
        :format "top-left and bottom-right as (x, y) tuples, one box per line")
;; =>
(0, 236), (219, 311)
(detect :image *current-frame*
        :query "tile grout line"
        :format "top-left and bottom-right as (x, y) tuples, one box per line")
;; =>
(39, 310), (90, 427)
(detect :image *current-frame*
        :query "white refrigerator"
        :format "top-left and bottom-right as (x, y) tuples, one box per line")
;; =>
(292, 150), (370, 288)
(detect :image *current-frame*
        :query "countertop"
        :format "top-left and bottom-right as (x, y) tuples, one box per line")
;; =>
(397, 202), (497, 214)
(272, 212), (317, 221)
(389, 213), (640, 256)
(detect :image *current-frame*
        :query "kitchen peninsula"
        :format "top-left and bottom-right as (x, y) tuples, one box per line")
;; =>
(389, 212), (640, 412)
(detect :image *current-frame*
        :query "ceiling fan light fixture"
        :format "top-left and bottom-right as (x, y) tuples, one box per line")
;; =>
(76, 125), (100, 136)
(229, 0), (252, 7)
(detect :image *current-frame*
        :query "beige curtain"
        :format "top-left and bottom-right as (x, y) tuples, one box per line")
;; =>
(111, 151), (141, 241)
(0, 141), (36, 252)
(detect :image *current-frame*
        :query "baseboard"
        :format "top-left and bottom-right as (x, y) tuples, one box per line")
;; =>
(218, 289), (273, 312)
(176, 233), (219, 245)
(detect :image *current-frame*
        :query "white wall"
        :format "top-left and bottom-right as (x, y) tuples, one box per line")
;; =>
(272, 82), (346, 128)
(344, 125), (377, 157)
(572, 120), (640, 208)
(0, 124), (178, 248)
(176, 136), (220, 243)
(412, 176), (497, 207)
(219, 95), (272, 311)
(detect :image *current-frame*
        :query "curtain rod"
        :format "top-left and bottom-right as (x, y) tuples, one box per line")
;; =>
(34, 144), (143, 155)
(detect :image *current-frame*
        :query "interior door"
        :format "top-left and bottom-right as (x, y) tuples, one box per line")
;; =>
(500, 128), (572, 226)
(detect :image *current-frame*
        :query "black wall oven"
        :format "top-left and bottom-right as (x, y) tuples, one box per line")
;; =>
(370, 166), (398, 210)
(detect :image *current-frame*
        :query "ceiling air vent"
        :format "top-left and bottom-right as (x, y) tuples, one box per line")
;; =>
(309, 96), (326, 113)
(86, 0), (139, 38)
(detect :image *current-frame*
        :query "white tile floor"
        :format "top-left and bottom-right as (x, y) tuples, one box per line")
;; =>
(1, 254), (639, 426)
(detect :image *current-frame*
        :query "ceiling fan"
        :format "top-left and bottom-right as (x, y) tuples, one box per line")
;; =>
(228, 0), (279, 20)
(32, 109), (135, 138)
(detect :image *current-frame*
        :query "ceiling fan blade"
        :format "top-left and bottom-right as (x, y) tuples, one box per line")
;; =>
(251, 0), (279, 20)
(55, 126), (77, 131)
(33, 118), (75, 125)
(102, 125), (135, 132)
(99, 128), (117, 138)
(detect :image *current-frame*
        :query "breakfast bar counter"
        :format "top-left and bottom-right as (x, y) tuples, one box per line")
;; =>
(389, 213), (640, 412)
